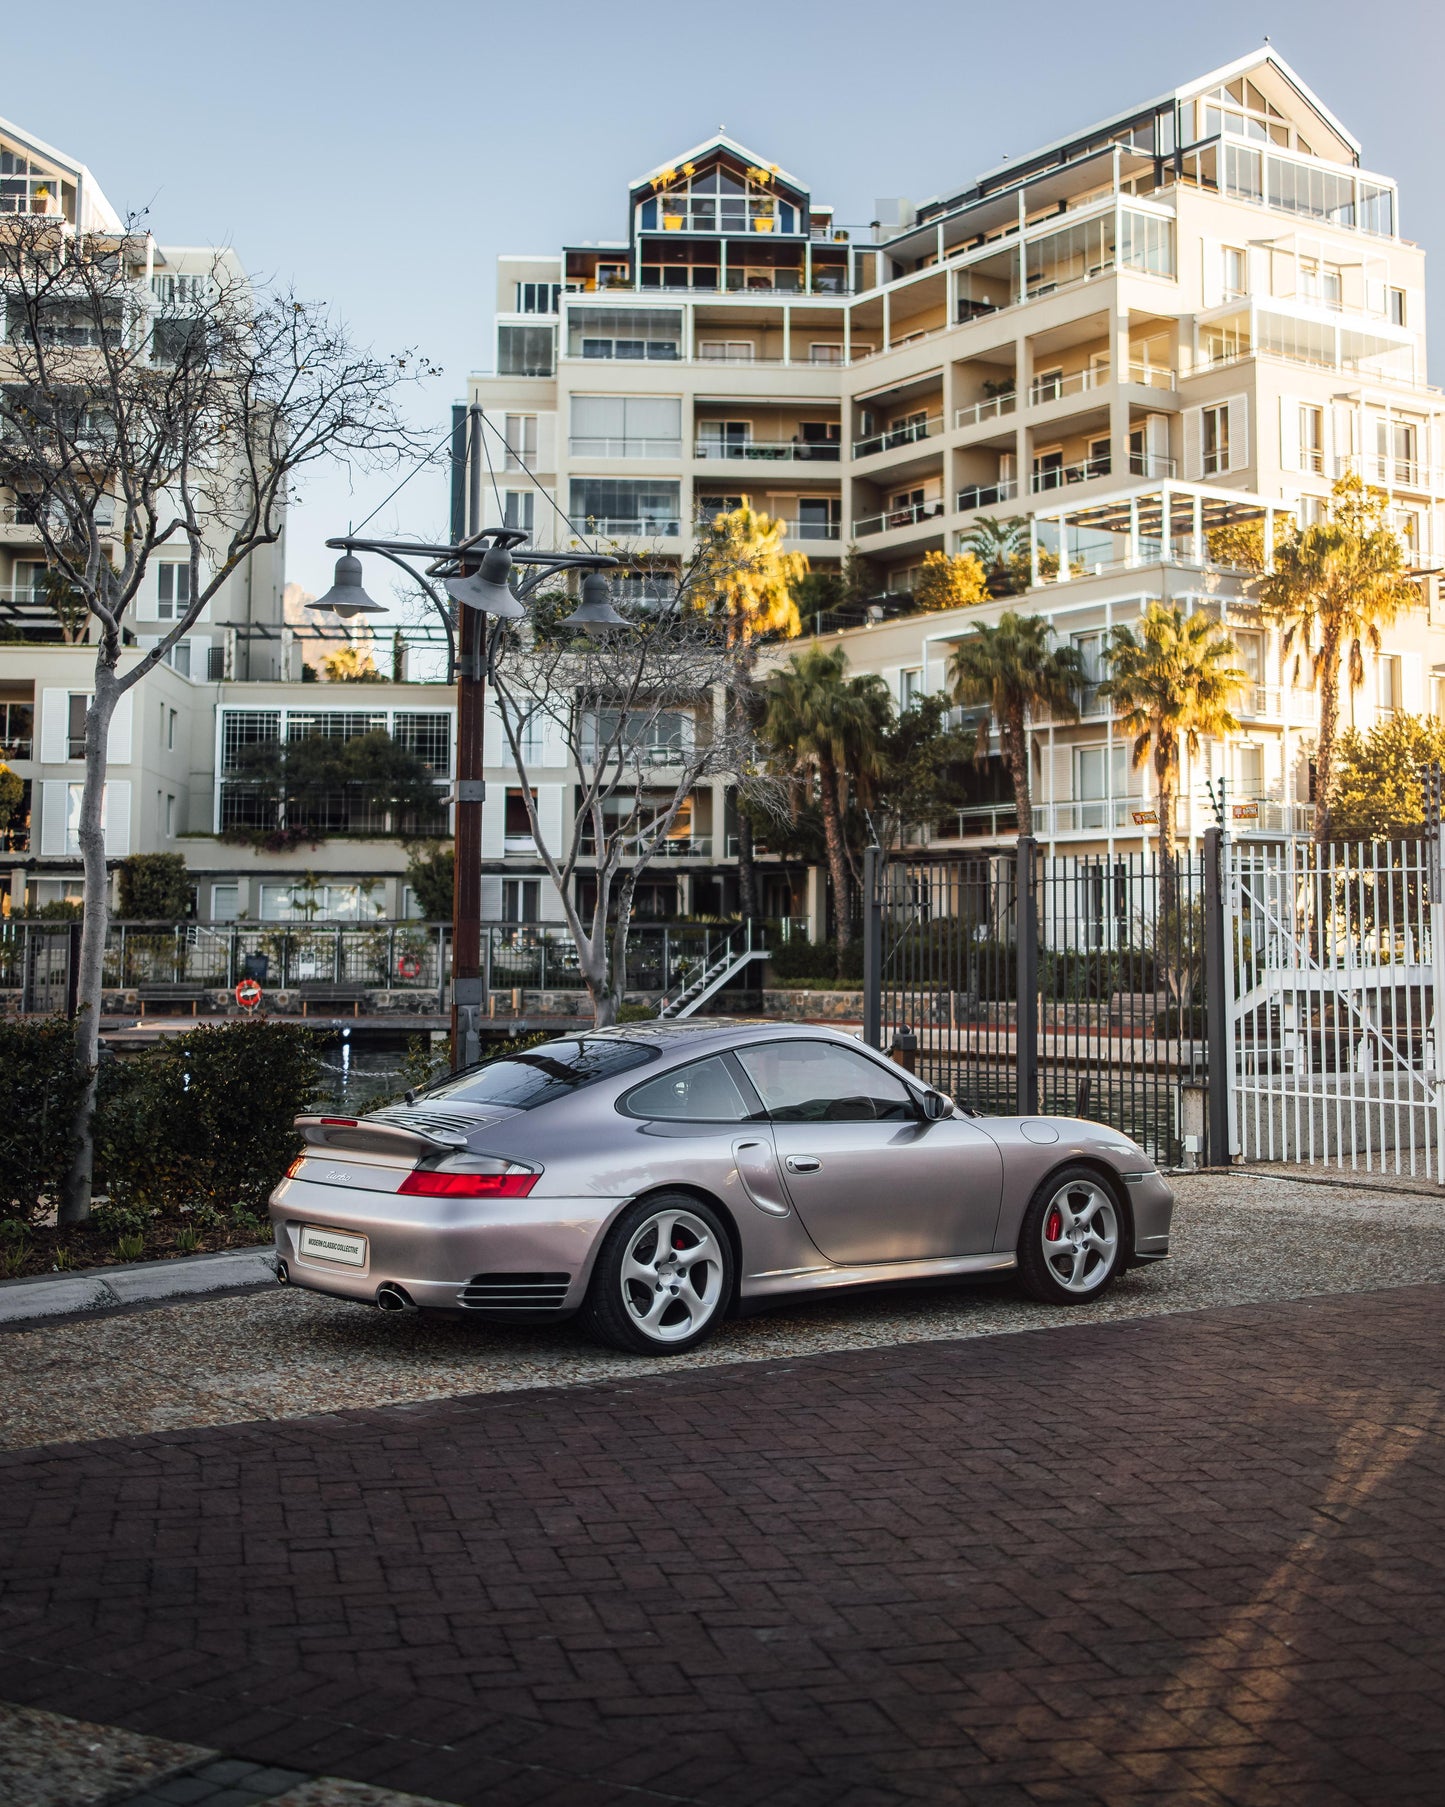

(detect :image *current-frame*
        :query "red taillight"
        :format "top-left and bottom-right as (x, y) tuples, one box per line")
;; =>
(398, 1169), (538, 1199)
(319, 1117), (357, 1127)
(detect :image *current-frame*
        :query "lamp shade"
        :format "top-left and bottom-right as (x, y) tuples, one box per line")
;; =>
(445, 546), (525, 619)
(309, 553), (384, 619)
(560, 569), (628, 634)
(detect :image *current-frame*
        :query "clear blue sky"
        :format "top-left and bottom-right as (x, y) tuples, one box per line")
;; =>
(14, 0), (1444, 601)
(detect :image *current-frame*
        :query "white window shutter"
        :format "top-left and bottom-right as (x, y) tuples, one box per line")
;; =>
(1145, 414), (1170, 464)
(1227, 395), (1250, 472)
(481, 791), (505, 858)
(40, 689), (70, 763)
(1278, 397), (1300, 472)
(103, 781), (131, 857)
(535, 412), (557, 472)
(1247, 246), (1268, 298)
(483, 695), (505, 766)
(1403, 652), (1424, 712)
(536, 785), (564, 856)
(107, 691), (133, 765)
(1181, 407), (1203, 480)
(480, 876), (503, 920)
(1201, 238), (1221, 309)
(1332, 403), (1356, 475)
(38, 779), (67, 854)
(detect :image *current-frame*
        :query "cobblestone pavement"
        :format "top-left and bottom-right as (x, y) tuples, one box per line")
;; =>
(5, 1169), (1445, 1451)
(3, 1281), (1445, 1805)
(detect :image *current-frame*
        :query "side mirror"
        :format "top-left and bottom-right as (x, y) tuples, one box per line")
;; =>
(920, 1089), (949, 1121)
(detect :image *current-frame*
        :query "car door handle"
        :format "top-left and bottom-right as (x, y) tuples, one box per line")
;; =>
(785, 1155), (822, 1173)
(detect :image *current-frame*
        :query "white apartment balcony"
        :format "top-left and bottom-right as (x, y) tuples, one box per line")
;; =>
(1234, 684), (1319, 723)
(1031, 454), (1111, 494)
(852, 498), (947, 538)
(852, 415), (944, 460)
(693, 437), (840, 463)
(1336, 452), (1445, 495)
(576, 516), (683, 538)
(956, 478), (1019, 513)
(1028, 480), (1283, 588)
(955, 394), (1016, 430)
(1029, 366), (1108, 407)
(1127, 452), (1177, 478)
(1128, 360), (1176, 390)
(568, 437), (683, 460)
(779, 518), (841, 545)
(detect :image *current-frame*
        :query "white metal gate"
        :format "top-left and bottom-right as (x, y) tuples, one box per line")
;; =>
(1225, 835), (1445, 1179)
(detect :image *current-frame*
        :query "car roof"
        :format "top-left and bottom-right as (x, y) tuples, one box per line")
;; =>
(588, 1018), (855, 1054)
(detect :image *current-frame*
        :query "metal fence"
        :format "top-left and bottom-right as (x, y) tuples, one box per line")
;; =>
(0, 919), (759, 1004)
(1225, 835), (1444, 1179)
(863, 842), (1209, 1167)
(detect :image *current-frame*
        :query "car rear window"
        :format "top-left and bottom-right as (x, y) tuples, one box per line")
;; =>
(421, 1037), (654, 1111)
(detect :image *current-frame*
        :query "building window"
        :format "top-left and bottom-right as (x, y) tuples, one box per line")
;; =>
(211, 883), (239, 921)
(809, 342), (844, 364)
(1378, 653), (1401, 716)
(1298, 258), (1343, 309)
(1222, 245), (1248, 299)
(67, 692), (88, 760)
(64, 781), (108, 852)
(164, 793), (176, 835)
(504, 788), (536, 852)
(570, 395), (682, 458)
(698, 340), (755, 362)
(502, 877), (541, 923)
(899, 668), (922, 711)
(503, 490), (534, 532)
(503, 414), (537, 470)
(569, 479), (681, 536)
(167, 639), (192, 679)
(497, 324), (554, 376)
(567, 307), (681, 361)
(157, 562), (192, 620)
(1299, 405), (1325, 474)
(514, 282), (561, 315)
(1202, 404), (1230, 476)
(166, 707), (177, 750)
(1377, 417), (1418, 486)
(1390, 287), (1407, 326)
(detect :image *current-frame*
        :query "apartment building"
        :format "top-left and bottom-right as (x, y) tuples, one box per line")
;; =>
(463, 47), (1444, 914)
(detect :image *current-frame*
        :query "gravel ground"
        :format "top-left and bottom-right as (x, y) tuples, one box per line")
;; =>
(3, 1169), (1444, 1454)
(0, 1702), (454, 1807)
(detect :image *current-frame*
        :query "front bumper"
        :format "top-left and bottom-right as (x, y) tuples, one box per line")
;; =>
(1125, 1170), (1174, 1259)
(269, 1176), (623, 1314)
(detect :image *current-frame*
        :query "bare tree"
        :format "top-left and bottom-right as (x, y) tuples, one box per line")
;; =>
(0, 213), (430, 1218)
(489, 590), (772, 1026)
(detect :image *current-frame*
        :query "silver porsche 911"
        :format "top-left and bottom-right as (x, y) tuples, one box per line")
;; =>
(269, 1020), (1174, 1355)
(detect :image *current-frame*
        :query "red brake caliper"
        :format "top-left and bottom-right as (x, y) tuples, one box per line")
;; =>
(1045, 1207), (1063, 1242)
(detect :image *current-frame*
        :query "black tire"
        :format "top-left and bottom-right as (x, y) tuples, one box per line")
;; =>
(1016, 1165), (1125, 1306)
(581, 1192), (735, 1356)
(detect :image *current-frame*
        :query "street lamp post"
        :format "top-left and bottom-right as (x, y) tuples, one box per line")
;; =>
(308, 506), (624, 1070)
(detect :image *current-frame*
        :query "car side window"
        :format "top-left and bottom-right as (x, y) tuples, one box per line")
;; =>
(621, 1055), (752, 1122)
(735, 1041), (916, 1123)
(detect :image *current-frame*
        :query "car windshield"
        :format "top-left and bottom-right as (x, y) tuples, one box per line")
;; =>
(419, 1037), (654, 1111)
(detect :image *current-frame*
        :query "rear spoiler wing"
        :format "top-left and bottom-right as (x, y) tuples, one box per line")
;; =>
(293, 1115), (468, 1159)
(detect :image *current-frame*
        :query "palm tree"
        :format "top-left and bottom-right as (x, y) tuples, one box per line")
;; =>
(958, 515), (1031, 597)
(693, 505), (808, 919)
(948, 613), (1083, 838)
(1099, 603), (1245, 914)
(762, 644), (888, 955)
(1257, 473), (1419, 842)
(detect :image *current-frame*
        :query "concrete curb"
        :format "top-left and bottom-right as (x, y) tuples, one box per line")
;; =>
(0, 1247), (278, 1327)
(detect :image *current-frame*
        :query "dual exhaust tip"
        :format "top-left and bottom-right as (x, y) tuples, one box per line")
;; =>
(275, 1259), (414, 1315)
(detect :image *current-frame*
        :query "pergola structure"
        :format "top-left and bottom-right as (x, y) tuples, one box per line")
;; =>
(1028, 480), (1278, 585)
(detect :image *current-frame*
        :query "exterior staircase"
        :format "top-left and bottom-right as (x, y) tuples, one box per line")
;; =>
(656, 921), (767, 1019)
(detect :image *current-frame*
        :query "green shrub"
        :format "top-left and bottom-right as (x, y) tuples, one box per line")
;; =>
(615, 1002), (658, 1022)
(96, 1021), (321, 1221)
(117, 853), (192, 919)
(0, 1020), (89, 1224)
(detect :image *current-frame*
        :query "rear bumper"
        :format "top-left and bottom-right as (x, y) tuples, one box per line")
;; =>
(268, 1176), (622, 1313)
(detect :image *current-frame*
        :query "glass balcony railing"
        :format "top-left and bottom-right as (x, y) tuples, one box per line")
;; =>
(852, 499), (946, 537)
(956, 479), (1018, 512)
(567, 438), (683, 460)
(955, 393), (1016, 429)
(1031, 455), (1111, 493)
(852, 415), (944, 459)
(694, 437), (840, 462)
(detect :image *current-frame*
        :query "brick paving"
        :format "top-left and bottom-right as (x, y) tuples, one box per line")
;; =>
(2, 1284), (1445, 1805)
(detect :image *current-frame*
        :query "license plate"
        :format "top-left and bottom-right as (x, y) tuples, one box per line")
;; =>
(299, 1224), (368, 1268)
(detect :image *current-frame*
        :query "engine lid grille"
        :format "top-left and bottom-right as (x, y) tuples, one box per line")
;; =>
(370, 1108), (500, 1141)
(458, 1272), (571, 1311)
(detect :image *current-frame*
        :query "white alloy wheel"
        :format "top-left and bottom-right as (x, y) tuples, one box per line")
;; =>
(1039, 1178), (1119, 1295)
(618, 1206), (726, 1345)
